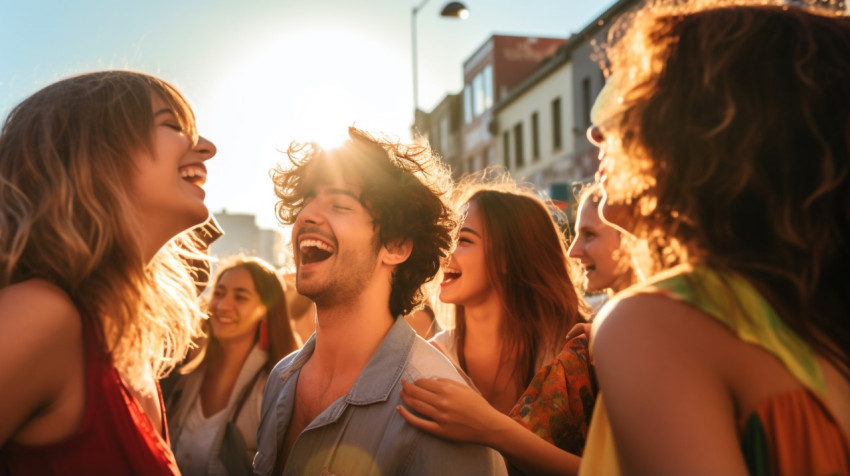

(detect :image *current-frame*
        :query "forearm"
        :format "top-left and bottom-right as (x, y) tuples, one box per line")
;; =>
(484, 412), (581, 476)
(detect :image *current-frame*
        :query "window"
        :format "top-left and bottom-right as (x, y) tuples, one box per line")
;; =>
(503, 131), (511, 169)
(473, 73), (486, 117)
(514, 122), (525, 168)
(551, 97), (562, 150)
(439, 117), (449, 155)
(531, 112), (540, 160)
(464, 66), (495, 123)
(582, 77), (592, 128)
(482, 65), (494, 110)
(464, 84), (473, 124)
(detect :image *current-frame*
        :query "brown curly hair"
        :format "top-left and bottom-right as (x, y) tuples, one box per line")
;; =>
(272, 127), (457, 318)
(600, 2), (850, 377)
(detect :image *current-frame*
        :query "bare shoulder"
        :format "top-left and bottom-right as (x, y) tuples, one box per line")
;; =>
(590, 293), (751, 474)
(0, 279), (81, 338)
(590, 291), (750, 399)
(0, 279), (85, 445)
(0, 278), (83, 375)
(592, 292), (734, 361)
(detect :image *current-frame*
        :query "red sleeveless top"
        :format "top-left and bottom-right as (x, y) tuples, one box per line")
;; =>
(0, 316), (179, 475)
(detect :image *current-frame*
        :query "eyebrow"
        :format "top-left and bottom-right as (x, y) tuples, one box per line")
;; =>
(154, 108), (176, 118)
(215, 285), (256, 295)
(460, 227), (481, 237)
(327, 187), (361, 201)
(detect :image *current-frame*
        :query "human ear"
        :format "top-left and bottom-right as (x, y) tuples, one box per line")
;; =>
(382, 239), (413, 265)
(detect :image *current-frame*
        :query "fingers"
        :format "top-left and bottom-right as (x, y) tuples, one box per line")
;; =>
(400, 381), (443, 419)
(408, 376), (462, 393)
(566, 322), (591, 340)
(396, 404), (447, 437)
(400, 378), (440, 402)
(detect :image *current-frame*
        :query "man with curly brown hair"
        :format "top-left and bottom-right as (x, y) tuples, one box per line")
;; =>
(254, 127), (507, 475)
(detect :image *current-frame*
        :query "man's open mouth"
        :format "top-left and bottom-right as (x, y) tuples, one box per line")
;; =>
(299, 238), (335, 264)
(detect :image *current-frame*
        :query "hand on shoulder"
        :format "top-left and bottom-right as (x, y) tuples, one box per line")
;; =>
(397, 377), (510, 447)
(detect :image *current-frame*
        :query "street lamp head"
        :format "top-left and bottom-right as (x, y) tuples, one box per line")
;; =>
(440, 2), (469, 19)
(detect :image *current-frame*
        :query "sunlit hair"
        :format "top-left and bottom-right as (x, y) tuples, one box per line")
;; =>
(601, 1), (850, 377)
(272, 127), (457, 318)
(0, 70), (207, 392)
(452, 169), (589, 390)
(182, 255), (300, 374)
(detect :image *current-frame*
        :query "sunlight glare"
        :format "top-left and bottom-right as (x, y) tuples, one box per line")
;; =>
(203, 27), (410, 228)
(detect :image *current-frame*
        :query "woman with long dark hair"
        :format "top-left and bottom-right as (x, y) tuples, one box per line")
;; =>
(430, 177), (588, 414)
(167, 256), (300, 476)
(398, 180), (637, 476)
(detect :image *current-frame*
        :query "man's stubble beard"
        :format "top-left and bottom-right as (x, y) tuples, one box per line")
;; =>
(297, 244), (381, 314)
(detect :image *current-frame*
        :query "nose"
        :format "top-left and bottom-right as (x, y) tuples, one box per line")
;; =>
(586, 125), (604, 147)
(194, 135), (217, 160)
(295, 196), (326, 228)
(568, 236), (584, 259)
(210, 293), (231, 313)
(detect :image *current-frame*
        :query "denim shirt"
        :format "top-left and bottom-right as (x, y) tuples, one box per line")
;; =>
(253, 317), (507, 476)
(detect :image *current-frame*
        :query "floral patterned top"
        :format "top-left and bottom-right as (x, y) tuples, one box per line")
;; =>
(508, 334), (597, 456)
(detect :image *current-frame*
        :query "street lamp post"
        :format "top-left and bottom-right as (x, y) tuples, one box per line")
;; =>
(411, 0), (469, 117)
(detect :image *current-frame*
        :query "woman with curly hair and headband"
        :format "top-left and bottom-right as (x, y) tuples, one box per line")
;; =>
(0, 71), (216, 474)
(581, 2), (850, 474)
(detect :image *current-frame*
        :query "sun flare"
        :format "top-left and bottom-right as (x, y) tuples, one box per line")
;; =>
(201, 27), (411, 227)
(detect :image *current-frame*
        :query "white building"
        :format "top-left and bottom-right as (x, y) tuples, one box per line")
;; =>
(492, 0), (638, 211)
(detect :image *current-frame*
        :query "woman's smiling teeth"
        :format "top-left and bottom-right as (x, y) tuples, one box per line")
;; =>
(299, 239), (335, 264)
(442, 267), (461, 284)
(179, 164), (207, 186)
(582, 262), (596, 272)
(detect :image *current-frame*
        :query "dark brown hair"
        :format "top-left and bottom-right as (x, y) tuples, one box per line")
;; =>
(183, 255), (300, 374)
(272, 127), (457, 318)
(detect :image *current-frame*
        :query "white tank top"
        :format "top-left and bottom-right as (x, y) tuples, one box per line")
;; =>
(173, 398), (228, 476)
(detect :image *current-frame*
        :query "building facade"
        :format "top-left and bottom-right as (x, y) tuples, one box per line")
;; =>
(209, 210), (287, 268)
(491, 0), (638, 209)
(413, 93), (464, 179)
(461, 35), (567, 177)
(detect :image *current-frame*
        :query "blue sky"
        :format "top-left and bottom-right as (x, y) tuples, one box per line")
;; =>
(1, 0), (614, 228)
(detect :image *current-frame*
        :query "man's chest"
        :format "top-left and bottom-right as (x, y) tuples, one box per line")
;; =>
(279, 393), (418, 476)
(280, 370), (351, 463)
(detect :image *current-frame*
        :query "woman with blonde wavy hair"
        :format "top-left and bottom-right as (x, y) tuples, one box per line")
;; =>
(580, 2), (850, 474)
(0, 71), (216, 474)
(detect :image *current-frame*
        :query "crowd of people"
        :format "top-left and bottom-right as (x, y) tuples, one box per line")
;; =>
(1, 1), (848, 474)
